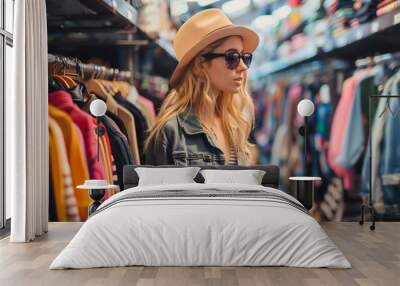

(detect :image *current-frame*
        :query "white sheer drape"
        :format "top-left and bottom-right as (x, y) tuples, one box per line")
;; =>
(8, 0), (48, 242)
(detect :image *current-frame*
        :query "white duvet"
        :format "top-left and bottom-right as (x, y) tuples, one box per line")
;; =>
(50, 183), (351, 269)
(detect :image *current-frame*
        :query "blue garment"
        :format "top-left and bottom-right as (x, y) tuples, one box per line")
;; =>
(361, 75), (395, 198)
(380, 74), (400, 207)
(315, 102), (332, 177)
(362, 70), (400, 210)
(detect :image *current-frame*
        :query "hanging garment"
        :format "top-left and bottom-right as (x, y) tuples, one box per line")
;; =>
(48, 105), (91, 220)
(98, 134), (112, 201)
(315, 100), (333, 177)
(49, 90), (105, 180)
(49, 122), (66, 221)
(112, 81), (130, 97)
(86, 80), (141, 164)
(49, 166), (57, 221)
(111, 155), (119, 192)
(126, 85), (157, 124)
(90, 116), (113, 184)
(328, 73), (364, 190)
(361, 76), (395, 213)
(336, 72), (370, 168)
(82, 93), (130, 142)
(100, 115), (134, 190)
(48, 118), (80, 221)
(106, 111), (129, 141)
(73, 123), (89, 174)
(380, 72), (400, 208)
(138, 96), (156, 123)
(135, 99), (154, 129)
(337, 67), (382, 170)
(114, 92), (149, 162)
(139, 89), (164, 114)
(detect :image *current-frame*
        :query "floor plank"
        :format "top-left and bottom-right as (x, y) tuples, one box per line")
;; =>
(0, 222), (399, 286)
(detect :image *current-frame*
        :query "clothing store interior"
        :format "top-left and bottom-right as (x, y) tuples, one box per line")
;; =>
(1, 0), (400, 285)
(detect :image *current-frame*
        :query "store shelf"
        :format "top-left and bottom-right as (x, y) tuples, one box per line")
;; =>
(250, 8), (400, 80)
(47, 0), (176, 62)
(253, 47), (318, 77)
(276, 20), (308, 47)
(102, 0), (139, 24)
(47, 0), (138, 31)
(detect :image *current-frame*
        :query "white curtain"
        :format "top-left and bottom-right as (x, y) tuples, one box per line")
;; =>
(8, 0), (48, 242)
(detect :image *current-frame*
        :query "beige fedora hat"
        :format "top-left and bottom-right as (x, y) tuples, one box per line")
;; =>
(170, 8), (260, 87)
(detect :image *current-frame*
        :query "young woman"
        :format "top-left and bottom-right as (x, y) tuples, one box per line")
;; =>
(145, 8), (260, 166)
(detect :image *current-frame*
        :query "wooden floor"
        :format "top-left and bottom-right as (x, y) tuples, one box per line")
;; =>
(0, 222), (399, 286)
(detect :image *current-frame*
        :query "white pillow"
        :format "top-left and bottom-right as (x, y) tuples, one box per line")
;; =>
(200, 169), (266, 185)
(135, 167), (201, 186)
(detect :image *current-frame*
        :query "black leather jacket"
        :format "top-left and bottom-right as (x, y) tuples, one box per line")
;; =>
(145, 111), (246, 166)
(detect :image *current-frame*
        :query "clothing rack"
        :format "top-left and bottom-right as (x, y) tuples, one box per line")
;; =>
(360, 94), (400, 230)
(48, 54), (132, 82)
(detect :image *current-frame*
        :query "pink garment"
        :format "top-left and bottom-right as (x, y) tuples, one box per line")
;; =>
(49, 90), (105, 180)
(327, 73), (362, 190)
(72, 123), (89, 174)
(138, 95), (156, 120)
(288, 84), (302, 131)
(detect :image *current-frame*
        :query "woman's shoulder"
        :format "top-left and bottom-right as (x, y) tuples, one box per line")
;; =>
(164, 115), (179, 129)
(157, 115), (180, 140)
(161, 115), (179, 132)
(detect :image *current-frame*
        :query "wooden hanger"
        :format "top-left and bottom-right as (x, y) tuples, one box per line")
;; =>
(60, 75), (77, 89)
(52, 75), (70, 89)
(86, 79), (112, 101)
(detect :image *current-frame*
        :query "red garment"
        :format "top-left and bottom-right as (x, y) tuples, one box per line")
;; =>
(327, 73), (363, 190)
(49, 90), (105, 180)
(287, 84), (302, 132)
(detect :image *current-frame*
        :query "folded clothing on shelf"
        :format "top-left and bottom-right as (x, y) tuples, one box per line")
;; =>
(377, 0), (400, 16)
(378, 0), (396, 9)
(350, 0), (379, 26)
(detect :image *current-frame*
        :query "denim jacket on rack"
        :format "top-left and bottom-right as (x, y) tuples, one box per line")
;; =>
(362, 70), (400, 209)
(379, 71), (400, 207)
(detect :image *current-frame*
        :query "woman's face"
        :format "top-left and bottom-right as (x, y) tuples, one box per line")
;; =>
(201, 36), (248, 94)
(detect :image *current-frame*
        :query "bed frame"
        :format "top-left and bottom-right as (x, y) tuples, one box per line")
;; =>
(123, 165), (280, 190)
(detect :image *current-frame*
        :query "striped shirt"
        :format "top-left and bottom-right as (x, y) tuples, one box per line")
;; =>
(227, 146), (238, 165)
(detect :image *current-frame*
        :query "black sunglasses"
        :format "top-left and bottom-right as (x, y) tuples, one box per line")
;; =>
(201, 51), (253, 70)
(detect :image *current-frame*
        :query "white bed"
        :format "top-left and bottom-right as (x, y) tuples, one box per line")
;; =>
(50, 183), (351, 269)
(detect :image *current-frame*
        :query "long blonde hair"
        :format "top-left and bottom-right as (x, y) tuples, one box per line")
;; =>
(144, 36), (255, 163)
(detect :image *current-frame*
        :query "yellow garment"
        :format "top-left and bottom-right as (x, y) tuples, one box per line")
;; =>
(49, 118), (80, 222)
(49, 105), (90, 220)
(113, 81), (130, 97)
(99, 137), (114, 199)
(49, 120), (67, 221)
